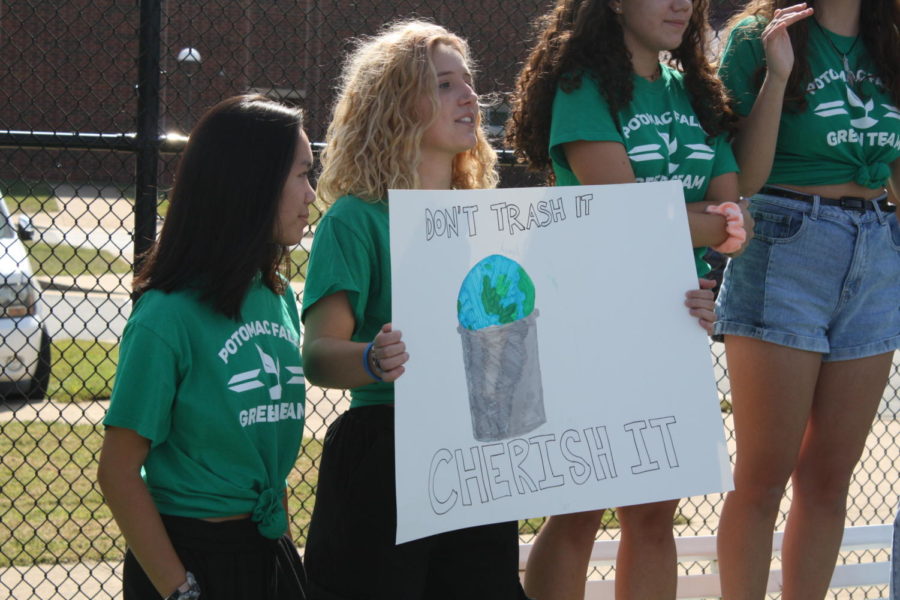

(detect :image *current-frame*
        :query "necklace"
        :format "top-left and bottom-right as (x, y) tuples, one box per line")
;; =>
(811, 18), (861, 91)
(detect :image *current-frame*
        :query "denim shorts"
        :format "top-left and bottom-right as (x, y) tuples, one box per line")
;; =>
(714, 192), (900, 361)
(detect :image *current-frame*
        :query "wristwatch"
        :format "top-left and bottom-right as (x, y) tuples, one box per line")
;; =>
(165, 571), (201, 600)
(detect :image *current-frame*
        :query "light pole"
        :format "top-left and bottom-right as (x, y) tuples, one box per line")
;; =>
(176, 47), (202, 133)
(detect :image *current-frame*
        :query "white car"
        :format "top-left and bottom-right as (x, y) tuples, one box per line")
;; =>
(0, 196), (50, 399)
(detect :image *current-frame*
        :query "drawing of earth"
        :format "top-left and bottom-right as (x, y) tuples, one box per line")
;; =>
(457, 254), (546, 442)
(458, 254), (536, 330)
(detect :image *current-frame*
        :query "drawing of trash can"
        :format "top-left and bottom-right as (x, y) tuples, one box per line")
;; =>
(457, 254), (545, 442)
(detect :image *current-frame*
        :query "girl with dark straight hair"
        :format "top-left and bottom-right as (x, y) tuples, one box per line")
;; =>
(98, 94), (314, 600)
(132, 95), (307, 316)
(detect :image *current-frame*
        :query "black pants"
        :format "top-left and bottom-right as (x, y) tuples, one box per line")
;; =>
(123, 514), (306, 600)
(304, 405), (528, 600)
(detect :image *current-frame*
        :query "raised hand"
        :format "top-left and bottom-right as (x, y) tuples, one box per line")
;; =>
(761, 3), (814, 82)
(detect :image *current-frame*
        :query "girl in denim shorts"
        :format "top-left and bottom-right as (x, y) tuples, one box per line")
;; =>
(714, 1), (900, 598)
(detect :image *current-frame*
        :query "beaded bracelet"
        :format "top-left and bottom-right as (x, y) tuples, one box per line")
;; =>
(362, 342), (384, 382)
(705, 201), (747, 254)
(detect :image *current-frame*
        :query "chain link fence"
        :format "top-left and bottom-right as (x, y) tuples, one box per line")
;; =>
(0, 0), (896, 598)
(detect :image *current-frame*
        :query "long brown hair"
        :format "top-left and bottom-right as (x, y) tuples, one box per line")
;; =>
(722, 0), (900, 110)
(508, 0), (735, 178)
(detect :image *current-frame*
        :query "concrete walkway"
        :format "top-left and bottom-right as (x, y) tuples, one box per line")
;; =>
(1, 561), (121, 600)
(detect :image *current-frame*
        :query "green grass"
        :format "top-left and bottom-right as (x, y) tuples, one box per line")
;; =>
(1, 179), (139, 215)
(48, 340), (119, 402)
(25, 241), (131, 278)
(0, 415), (686, 567)
(310, 200), (325, 225)
(157, 194), (170, 218)
(0, 422), (116, 566)
(0, 422), (321, 566)
(287, 438), (323, 545)
(288, 247), (309, 281)
(0, 180), (59, 214)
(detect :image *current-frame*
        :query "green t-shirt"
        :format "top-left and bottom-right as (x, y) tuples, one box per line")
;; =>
(104, 278), (305, 539)
(719, 17), (900, 189)
(549, 65), (737, 276)
(302, 194), (394, 407)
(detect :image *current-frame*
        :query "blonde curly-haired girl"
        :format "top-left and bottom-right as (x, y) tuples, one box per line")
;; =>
(301, 20), (527, 600)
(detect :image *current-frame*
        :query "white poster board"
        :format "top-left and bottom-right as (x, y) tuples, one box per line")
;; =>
(389, 182), (732, 544)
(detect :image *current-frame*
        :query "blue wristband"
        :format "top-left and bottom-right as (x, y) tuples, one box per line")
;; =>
(362, 342), (383, 382)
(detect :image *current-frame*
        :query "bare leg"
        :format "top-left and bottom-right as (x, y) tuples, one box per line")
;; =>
(524, 510), (605, 600)
(781, 352), (893, 600)
(615, 499), (680, 600)
(717, 336), (822, 600)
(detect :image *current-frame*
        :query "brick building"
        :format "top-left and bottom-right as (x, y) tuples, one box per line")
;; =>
(0, 0), (739, 186)
(0, 0), (552, 185)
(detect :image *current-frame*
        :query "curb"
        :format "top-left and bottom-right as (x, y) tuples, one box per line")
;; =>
(36, 277), (130, 296)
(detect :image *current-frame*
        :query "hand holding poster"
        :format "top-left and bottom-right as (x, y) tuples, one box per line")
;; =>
(390, 182), (732, 544)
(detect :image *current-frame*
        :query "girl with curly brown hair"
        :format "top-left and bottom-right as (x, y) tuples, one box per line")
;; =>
(508, 0), (751, 598)
(714, 0), (900, 598)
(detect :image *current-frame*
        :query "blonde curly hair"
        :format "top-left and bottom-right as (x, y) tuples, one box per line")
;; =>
(316, 19), (498, 205)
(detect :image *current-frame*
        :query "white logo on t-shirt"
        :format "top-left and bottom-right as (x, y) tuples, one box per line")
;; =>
(627, 131), (713, 175)
(659, 133), (679, 174)
(813, 87), (881, 129)
(684, 143), (715, 161)
(628, 142), (664, 162)
(226, 344), (304, 400)
(847, 88), (877, 129)
(627, 131), (680, 172)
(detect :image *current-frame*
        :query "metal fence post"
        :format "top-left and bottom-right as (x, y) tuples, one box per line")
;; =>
(0, 3), (896, 598)
(135, 0), (163, 272)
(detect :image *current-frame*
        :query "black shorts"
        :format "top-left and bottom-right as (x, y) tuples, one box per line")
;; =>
(123, 514), (306, 600)
(304, 405), (527, 600)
